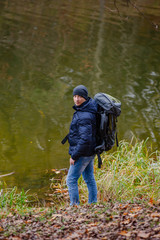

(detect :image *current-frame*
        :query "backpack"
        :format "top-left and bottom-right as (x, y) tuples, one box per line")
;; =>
(94, 93), (121, 168)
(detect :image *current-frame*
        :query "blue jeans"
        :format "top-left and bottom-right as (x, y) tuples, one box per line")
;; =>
(66, 155), (97, 205)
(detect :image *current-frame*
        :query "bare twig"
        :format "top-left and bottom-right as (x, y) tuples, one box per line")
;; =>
(105, 7), (117, 13)
(105, 0), (159, 30)
(114, 0), (120, 16)
(0, 172), (15, 178)
(126, 0), (129, 7)
(128, 0), (159, 30)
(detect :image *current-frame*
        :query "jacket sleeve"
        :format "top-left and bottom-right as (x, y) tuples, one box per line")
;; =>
(71, 117), (93, 160)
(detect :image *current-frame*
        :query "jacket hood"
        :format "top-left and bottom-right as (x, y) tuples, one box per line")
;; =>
(73, 97), (97, 114)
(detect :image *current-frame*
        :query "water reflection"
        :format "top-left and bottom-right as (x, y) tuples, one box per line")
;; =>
(0, 0), (160, 193)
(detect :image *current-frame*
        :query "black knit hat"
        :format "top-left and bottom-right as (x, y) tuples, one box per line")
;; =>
(73, 85), (88, 100)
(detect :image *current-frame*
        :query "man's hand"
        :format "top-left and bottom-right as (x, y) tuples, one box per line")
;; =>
(70, 158), (75, 165)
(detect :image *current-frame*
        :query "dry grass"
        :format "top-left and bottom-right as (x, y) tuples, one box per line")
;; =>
(78, 138), (160, 203)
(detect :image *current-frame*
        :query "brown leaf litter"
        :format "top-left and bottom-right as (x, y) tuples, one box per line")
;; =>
(0, 202), (160, 239)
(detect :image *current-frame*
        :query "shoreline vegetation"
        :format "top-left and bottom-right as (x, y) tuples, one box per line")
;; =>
(50, 137), (160, 205)
(0, 138), (160, 239)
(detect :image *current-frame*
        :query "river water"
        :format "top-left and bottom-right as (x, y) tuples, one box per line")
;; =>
(0, 0), (160, 195)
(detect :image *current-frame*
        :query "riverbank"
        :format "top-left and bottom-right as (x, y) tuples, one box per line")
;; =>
(0, 138), (160, 239)
(49, 138), (160, 205)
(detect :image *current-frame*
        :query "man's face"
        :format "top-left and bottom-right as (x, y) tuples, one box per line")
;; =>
(73, 95), (86, 106)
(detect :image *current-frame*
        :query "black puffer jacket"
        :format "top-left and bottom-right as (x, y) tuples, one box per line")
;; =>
(69, 98), (97, 160)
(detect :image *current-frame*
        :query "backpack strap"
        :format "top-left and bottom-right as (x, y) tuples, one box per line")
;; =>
(61, 111), (80, 145)
(115, 117), (119, 147)
(61, 134), (69, 144)
(97, 153), (102, 168)
(116, 132), (119, 147)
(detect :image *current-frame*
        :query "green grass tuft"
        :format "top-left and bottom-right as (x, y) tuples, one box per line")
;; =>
(0, 185), (31, 209)
(78, 138), (160, 203)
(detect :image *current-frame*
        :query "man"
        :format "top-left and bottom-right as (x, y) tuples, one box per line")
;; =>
(66, 85), (97, 205)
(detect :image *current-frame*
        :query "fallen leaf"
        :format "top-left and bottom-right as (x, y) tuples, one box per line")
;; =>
(63, 216), (71, 221)
(67, 232), (80, 238)
(76, 218), (85, 223)
(123, 212), (128, 216)
(151, 212), (160, 218)
(138, 231), (150, 239)
(119, 230), (131, 237)
(51, 214), (63, 220)
(152, 234), (160, 238)
(129, 213), (139, 218)
(11, 237), (22, 240)
(130, 207), (142, 213)
(87, 222), (98, 227)
(122, 219), (131, 225)
(155, 199), (160, 205)
(154, 226), (160, 232)
(120, 204), (129, 209)
(54, 189), (63, 193)
(7, 213), (13, 217)
(51, 169), (56, 172)
(25, 220), (32, 224)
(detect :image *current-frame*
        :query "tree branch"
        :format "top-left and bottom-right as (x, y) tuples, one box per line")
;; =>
(128, 0), (159, 30)
(0, 172), (15, 178)
(105, 0), (159, 30)
(114, 0), (120, 16)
